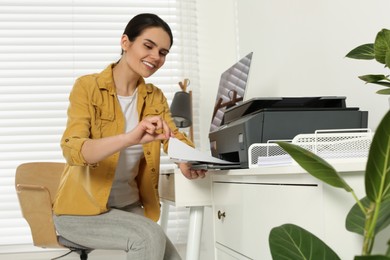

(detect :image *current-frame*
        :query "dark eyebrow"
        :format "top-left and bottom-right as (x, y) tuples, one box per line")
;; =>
(144, 39), (170, 54)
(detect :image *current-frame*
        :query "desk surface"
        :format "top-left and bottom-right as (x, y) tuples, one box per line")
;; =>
(159, 158), (367, 207)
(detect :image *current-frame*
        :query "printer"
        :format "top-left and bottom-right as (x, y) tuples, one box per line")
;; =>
(208, 96), (368, 168)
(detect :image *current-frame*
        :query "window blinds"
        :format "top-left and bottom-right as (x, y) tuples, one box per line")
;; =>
(0, 0), (198, 247)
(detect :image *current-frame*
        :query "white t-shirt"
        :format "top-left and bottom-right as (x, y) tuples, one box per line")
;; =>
(108, 89), (144, 208)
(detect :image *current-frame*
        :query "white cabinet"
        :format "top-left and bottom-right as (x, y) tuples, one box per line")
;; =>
(211, 163), (368, 260)
(159, 161), (377, 260)
(212, 176), (323, 259)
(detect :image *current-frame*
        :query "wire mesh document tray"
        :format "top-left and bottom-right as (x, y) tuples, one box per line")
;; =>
(248, 129), (373, 168)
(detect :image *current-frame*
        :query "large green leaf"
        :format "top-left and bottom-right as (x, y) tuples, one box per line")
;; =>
(377, 88), (390, 95)
(365, 110), (390, 202)
(355, 256), (390, 260)
(269, 224), (341, 260)
(374, 29), (390, 66)
(346, 197), (390, 235)
(276, 142), (353, 192)
(358, 74), (390, 84)
(346, 43), (375, 60)
(387, 50), (390, 69)
(370, 82), (390, 88)
(358, 74), (390, 94)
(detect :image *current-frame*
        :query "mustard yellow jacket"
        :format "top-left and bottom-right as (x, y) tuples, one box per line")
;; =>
(53, 64), (192, 221)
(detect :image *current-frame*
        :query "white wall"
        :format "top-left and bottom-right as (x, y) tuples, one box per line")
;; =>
(198, 0), (390, 151)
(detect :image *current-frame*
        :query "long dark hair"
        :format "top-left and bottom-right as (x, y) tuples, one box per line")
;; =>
(121, 13), (173, 55)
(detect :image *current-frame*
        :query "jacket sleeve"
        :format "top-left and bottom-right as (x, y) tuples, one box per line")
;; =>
(60, 78), (93, 166)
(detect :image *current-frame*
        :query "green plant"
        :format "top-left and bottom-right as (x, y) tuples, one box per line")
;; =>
(269, 29), (390, 259)
(346, 28), (390, 95)
(269, 110), (390, 259)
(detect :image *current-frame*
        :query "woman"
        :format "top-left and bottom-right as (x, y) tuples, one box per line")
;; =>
(53, 13), (205, 260)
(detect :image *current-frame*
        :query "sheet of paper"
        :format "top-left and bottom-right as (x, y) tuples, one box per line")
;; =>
(257, 154), (293, 166)
(168, 137), (235, 164)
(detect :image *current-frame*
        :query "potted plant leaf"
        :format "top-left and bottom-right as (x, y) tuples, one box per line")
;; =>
(268, 29), (390, 260)
(345, 28), (390, 95)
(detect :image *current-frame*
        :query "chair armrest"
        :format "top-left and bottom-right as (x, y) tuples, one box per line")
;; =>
(16, 184), (63, 248)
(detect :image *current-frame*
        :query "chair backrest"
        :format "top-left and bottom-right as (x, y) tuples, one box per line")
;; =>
(15, 162), (65, 248)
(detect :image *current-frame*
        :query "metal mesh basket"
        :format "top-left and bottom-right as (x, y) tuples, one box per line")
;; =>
(248, 129), (372, 168)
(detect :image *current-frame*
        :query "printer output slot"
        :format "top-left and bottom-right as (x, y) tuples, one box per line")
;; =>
(219, 151), (240, 163)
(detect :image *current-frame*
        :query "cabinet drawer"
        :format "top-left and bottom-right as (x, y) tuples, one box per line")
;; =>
(213, 181), (324, 259)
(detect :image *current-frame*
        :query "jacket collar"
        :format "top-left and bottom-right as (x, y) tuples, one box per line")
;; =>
(96, 63), (153, 98)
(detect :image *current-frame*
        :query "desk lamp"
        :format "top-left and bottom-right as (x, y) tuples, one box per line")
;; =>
(170, 79), (193, 141)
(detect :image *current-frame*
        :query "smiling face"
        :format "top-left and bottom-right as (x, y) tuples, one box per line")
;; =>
(121, 27), (171, 78)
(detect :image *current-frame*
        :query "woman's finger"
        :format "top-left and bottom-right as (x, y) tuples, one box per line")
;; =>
(161, 120), (171, 138)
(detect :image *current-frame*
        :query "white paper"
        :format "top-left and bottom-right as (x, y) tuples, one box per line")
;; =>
(168, 137), (235, 164)
(257, 154), (293, 166)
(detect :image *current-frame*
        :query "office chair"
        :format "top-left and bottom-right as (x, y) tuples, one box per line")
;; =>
(15, 162), (93, 260)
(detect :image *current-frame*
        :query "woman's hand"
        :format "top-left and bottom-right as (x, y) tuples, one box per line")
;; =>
(127, 116), (172, 145)
(81, 116), (171, 164)
(179, 163), (207, 179)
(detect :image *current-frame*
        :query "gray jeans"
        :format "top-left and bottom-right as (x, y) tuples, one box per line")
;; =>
(53, 203), (181, 260)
